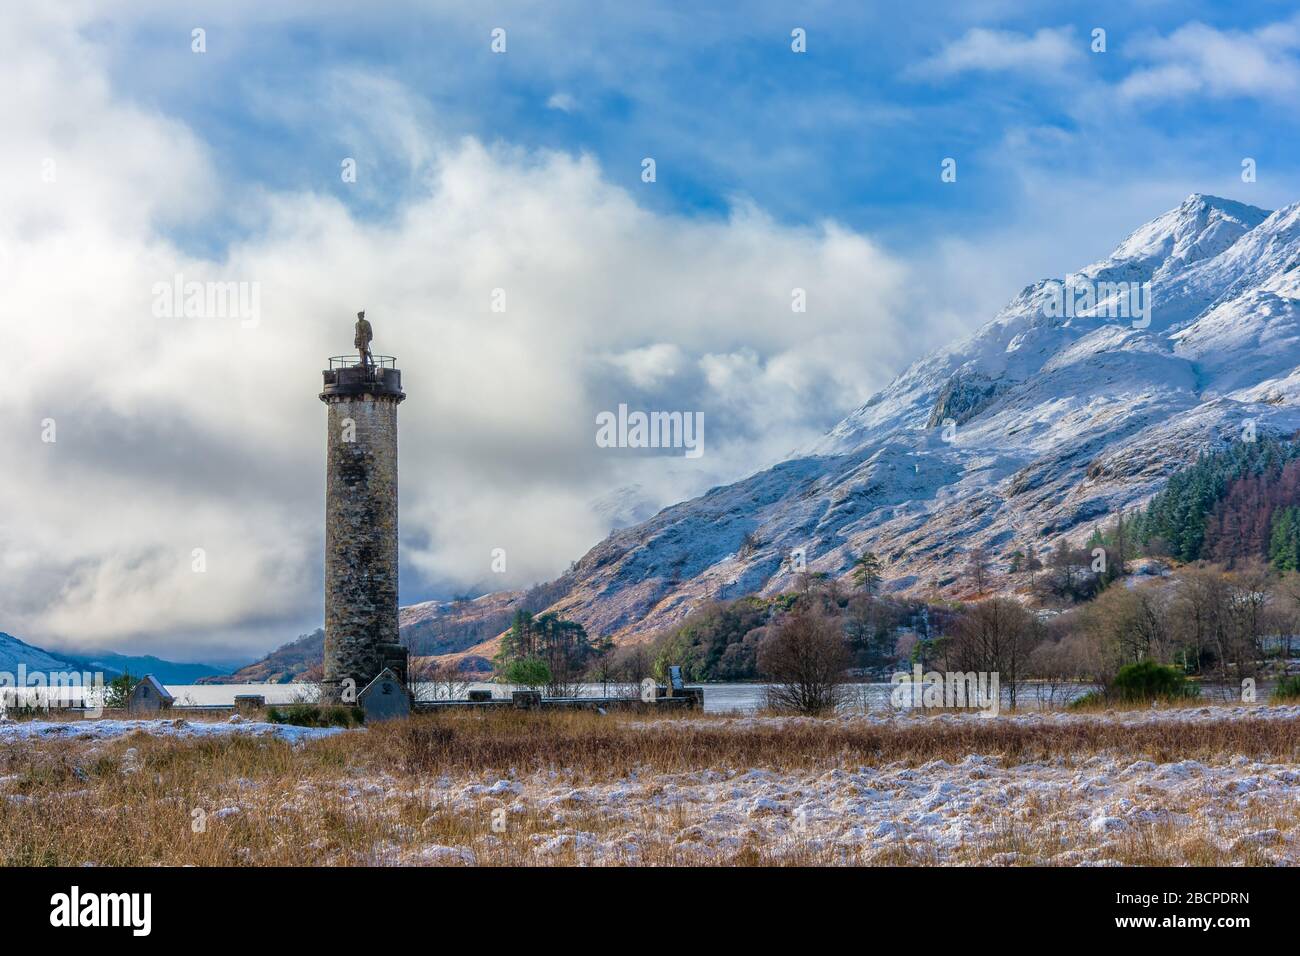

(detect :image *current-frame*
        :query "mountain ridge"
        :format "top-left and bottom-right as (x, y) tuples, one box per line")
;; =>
(0, 632), (229, 684)
(208, 192), (1300, 678)
(526, 193), (1300, 644)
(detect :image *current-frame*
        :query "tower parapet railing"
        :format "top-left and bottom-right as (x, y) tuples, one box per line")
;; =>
(328, 355), (397, 370)
(321, 355), (405, 401)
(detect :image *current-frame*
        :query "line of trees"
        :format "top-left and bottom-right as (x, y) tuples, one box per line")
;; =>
(496, 610), (594, 696)
(1128, 437), (1300, 566)
(1041, 560), (1298, 690)
(463, 440), (1300, 714)
(641, 542), (1300, 714)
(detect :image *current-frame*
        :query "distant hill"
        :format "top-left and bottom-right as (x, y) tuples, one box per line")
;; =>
(0, 632), (229, 683)
(205, 591), (528, 682)
(200, 629), (325, 683)
(0, 632), (81, 673)
(60, 651), (227, 684)
(245, 193), (1300, 665)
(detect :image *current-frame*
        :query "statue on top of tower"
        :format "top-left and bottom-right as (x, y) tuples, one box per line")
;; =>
(355, 310), (374, 368)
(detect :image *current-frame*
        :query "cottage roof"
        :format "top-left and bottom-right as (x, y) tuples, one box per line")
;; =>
(358, 667), (402, 701)
(133, 674), (174, 703)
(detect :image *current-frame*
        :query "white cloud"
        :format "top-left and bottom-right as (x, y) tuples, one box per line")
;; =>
(546, 92), (578, 112)
(910, 26), (1081, 79)
(0, 8), (939, 661)
(1119, 16), (1300, 103)
(599, 344), (684, 389)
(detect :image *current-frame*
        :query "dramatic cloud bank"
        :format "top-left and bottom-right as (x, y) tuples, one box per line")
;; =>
(0, 8), (934, 660)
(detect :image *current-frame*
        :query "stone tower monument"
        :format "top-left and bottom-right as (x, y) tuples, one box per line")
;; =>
(319, 312), (408, 703)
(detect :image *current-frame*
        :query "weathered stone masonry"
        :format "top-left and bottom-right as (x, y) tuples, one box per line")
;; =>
(319, 362), (407, 702)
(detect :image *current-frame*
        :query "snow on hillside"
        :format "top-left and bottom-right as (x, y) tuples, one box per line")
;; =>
(0, 632), (228, 683)
(0, 632), (77, 674)
(530, 194), (1300, 643)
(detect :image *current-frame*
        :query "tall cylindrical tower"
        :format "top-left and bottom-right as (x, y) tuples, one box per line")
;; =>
(319, 347), (407, 703)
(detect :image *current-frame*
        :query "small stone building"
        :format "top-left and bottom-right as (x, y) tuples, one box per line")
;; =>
(233, 694), (265, 714)
(358, 667), (409, 722)
(126, 675), (174, 716)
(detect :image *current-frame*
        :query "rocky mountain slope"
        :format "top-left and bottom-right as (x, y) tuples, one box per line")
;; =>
(528, 194), (1300, 644)
(199, 629), (325, 684)
(219, 193), (1300, 674)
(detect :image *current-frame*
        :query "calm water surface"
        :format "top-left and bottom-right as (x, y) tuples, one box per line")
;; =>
(158, 681), (1098, 714)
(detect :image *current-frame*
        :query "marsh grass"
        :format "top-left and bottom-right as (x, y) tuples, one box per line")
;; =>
(365, 708), (1300, 774)
(1, 709), (1296, 866)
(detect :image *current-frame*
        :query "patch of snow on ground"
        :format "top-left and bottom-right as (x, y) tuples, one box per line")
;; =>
(327, 704), (1300, 866)
(0, 718), (349, 745)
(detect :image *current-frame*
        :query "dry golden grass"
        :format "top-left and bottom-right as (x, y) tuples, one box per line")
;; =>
(1, 708), (1296, 866)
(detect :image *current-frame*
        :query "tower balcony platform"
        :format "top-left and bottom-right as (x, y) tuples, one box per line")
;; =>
(321, 355), (405, 401)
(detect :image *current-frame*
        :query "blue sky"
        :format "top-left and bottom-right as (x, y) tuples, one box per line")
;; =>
(99, 1), (1300, 263)
(7, 1), (1300, 660)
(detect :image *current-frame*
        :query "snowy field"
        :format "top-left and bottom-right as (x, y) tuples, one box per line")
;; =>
(375, 705), (1300, 865)
(381, 749), (1299, 866)
(0, 715), (345, 746)
(2, 704), (1297, 866)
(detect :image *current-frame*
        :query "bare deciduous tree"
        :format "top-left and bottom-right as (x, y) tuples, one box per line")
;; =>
(1075, 581), (1170, 676)
(409, 659), (475, 703)
(614, 644), (652, 698)
(965, 546), (992, 596)
(941, 598), (1041, 710)
(1272, 570), (1300, 659)
(1026, 631), (1095, 707)
(1225, 559), (1271, 681)
(1168, 564), (1235, 687)
(757, 607), (851, 715)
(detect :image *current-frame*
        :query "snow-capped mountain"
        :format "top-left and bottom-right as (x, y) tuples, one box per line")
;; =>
(515, 194), (1300, 645)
